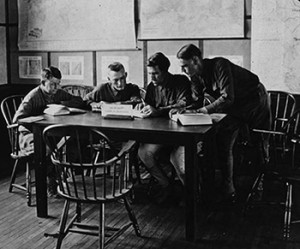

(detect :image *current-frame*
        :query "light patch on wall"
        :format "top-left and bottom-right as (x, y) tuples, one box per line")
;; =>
(101, 56), (130, 82)
(207, 55), (244, 67)
(18, 56), (42, 79)
(59, 56), (84, 80)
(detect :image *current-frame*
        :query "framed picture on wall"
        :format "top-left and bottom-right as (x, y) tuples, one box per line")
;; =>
(50, 52), (93, 86)
(58, 56), (84, 80)
(18, 56), (42, 79)
(96, 50), (143, 88)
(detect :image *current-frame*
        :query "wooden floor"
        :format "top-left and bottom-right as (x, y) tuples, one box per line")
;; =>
(1, 170), (300, 249)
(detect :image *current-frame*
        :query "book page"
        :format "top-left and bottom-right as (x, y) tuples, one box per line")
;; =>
(178, 113), (212, 126)
(44, 105), (70, 116)
(18, 116), (44, 123)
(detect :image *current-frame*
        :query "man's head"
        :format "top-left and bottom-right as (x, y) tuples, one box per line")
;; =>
(107, 62), (127, 92)
(147, 52), (170, 86)
(41, 66), (62, 95)
(177, 44), (203, 78)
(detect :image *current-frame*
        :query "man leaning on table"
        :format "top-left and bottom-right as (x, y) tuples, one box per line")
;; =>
(83, 62), (141, 110)
(138, 52), (192, 205)
(170, 44), (271, 203)
(13, 66), (84, 196)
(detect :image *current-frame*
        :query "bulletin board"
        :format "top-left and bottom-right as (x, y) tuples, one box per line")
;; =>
(96, 50), (144, 88)
(251, 0), (300, 93)
(50, 52), (94, 86)
(203, 40), (251, 70)
(140, 0), (244, 40)
(18, 0), (136, 51)
(10, 51), (48, 84)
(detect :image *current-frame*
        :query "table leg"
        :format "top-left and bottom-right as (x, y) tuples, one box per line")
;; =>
(184, 137), (199, 241)
(33, 125), (48, 218)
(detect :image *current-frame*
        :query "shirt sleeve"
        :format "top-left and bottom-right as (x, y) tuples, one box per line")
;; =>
(174, 76), (193, 108)
(204, 59), (235, 113)
(56, 90), (84, 108)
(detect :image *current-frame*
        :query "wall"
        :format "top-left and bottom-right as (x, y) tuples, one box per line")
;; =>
(4, 0), (252, 88)
(0, 0), (253, 177)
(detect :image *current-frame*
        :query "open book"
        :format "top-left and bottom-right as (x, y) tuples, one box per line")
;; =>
(171, 113), (213, 126)
(44, 104), (86, 116)
(101, 102), (148, 119)
(101, 102), (134, 120)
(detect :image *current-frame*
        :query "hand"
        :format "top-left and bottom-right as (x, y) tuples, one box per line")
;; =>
(196, 107), (208, 114)
(169, 108), (186, 119)
(130, 96), (142, 103)
(141, 105), (156, 117)
(90, 102), (102, 110)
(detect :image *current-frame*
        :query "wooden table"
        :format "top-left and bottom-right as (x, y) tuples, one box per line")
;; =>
(20, 111), (212, 241)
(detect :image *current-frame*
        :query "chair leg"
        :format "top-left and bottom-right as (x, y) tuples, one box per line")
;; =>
(76, 201), (81, 222)
(244, 172), (264, 215)
(9, 159), (19, 192)
(25, 162), (32, 206)
(123, 196), (141, 237)
(56, 200), (71, 249)
(99, 203), (105, 249)
(284, 182), (292, 239)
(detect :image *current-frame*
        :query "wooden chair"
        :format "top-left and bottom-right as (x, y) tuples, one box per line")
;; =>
(1, 95), (34, 206)
(243, 94), (300, 239)
(245, 110), (300, 239)
(43, 124), (141, 249)
(61, 84), (94, 98)
(282, 110), (300, 238)
(244, 91), (296, 211)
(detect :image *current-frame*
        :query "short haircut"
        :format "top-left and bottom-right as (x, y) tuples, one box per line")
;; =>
(147, 52), (170, 72)
(108, 62), (125, 72)
(177, 44), (202, 60)
(41, 66), (62, 81)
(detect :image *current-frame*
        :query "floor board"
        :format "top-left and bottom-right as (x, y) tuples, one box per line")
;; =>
(1, 171), (300, 249)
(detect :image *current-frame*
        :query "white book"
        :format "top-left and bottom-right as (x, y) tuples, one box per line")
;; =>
(44, 104), (86, 116)
(101, 102), (134, 120)
(171, 113), (213, 126)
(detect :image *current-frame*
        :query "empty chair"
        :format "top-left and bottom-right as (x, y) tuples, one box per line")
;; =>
(61, 84), (94, 98)
(282, 110), (300, 238)
(244, 91), (296, 210)
(1, 95), (34, 206)
(244, 106), (300, 238)
(43, 124), (141, 249)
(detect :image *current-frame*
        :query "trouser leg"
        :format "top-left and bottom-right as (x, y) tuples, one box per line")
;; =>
(216, 117), (241, 194)
(138, 143), (170, 188)
(170, 146), (185, 185)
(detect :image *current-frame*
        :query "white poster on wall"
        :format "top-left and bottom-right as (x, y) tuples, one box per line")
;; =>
(251, 0), (300, 93)
(59, 56), (84, 80)
(18, 0), (136, 51)
(101, 56), (130, 82)
(18, 56), (42, 79)
(140, 0), (244, 39)
(207, 55), (244, 67)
